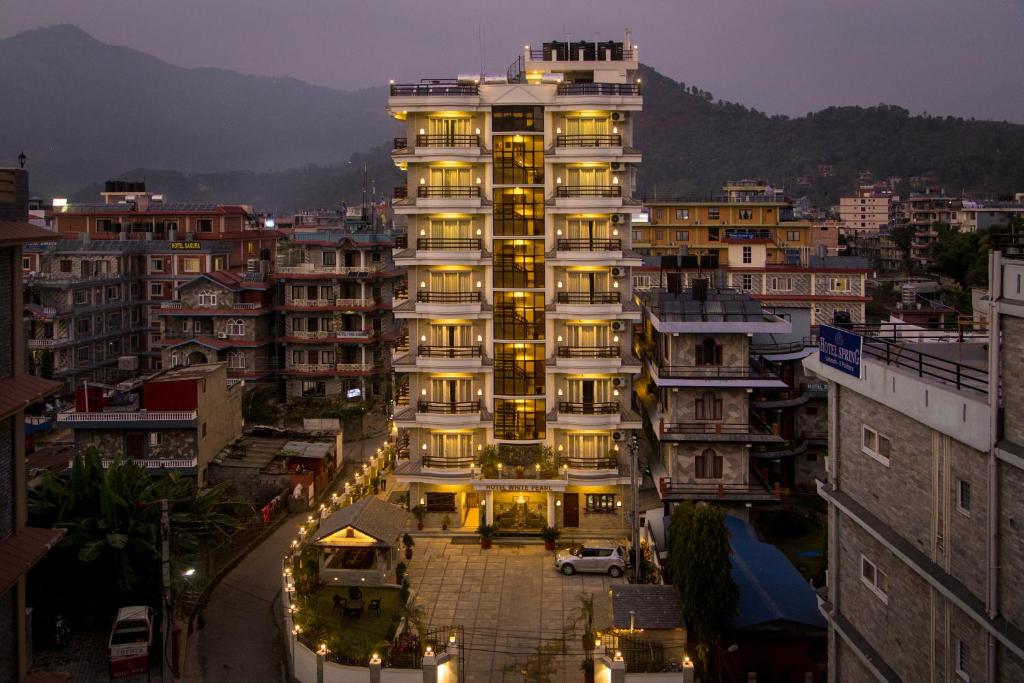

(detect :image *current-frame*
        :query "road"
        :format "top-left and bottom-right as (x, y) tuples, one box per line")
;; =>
(189, 435), (386, 682)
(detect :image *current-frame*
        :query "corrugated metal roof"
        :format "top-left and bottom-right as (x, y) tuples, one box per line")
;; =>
(0, 527), (65, 594)
(0, 222), (59, 245)
(0, 374), (61, 420)
(611, 585), (684, 630)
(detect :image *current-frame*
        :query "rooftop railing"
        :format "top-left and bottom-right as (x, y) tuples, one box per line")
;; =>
(390, 81), (479, 96)
(57, 409), (197, 423)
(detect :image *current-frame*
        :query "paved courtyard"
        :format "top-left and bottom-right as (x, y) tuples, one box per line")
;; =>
(405, 538), (627, 682)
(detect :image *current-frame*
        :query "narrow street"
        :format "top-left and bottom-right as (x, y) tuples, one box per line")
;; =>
(188, 434), (387, 682)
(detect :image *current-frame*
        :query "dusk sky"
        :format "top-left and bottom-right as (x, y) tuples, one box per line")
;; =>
(3, 0), (1024, 123)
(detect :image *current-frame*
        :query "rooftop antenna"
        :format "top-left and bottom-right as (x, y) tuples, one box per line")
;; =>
(477, 25), (485, 76)
(361, 162), (368, 219)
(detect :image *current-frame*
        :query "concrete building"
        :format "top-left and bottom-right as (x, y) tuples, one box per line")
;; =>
(0, 168), (65, 683)
(274, 221), (404, 403)
(839, 187), (896, 236)
(805, 239), (1024, 680)
(639, 180), (815, 261)
(50, 180), (280, 270)
(388, 33), (644, 532)
(58, 363), (243, 486)
(157, 271), (276, 381)
(957, 200), (1024, 233)
(24, 238), (235, 391)
(637, 283), (790, 512)
(844, 231), (904, 274)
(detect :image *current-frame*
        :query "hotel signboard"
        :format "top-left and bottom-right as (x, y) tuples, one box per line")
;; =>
(819, 324), (862, 378)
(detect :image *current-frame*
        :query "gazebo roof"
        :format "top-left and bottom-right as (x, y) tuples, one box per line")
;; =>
(313, 497), (410, 547)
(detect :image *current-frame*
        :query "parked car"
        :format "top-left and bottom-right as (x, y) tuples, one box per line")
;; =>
(109, 606), (153, 678)
(555, 543), (626, 577)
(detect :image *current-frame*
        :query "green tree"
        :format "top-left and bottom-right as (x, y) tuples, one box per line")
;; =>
(29, 448), (250, 612)
(928, 224), (990, 287)
(667, 502), (739, 665)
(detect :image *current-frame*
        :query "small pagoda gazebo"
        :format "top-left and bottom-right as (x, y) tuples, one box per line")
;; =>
(312, 497), (410, 586)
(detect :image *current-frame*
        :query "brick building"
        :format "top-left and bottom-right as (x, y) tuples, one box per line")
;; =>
(804, 239), (1024, 680)
(157, 271), (276, 380)
(58, 363), (243, 487)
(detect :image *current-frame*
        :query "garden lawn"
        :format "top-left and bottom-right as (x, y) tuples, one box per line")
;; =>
(296, 585), (402, 663)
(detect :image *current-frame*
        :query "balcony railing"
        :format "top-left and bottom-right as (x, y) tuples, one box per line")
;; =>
(393, 137), (408, 150)
(558, 455), (618, 470)
(556, 291), (620, 305)
(390, 81), (479, 96)
(417, 186), (481, 199)
(556, 238), (621, 251)
(653, 364), (778, 380)
(557, 346), (619, 358)
(662, 422), (755, 435)
(57, 410), (197, 423)
(658, 477), (779, 500)
(529, 45), (637, 61)
(417, 237), (482, 250)
(417, 345), (482, 358)
(415, 134), (480, 147)
(160, 301), (262, 310)
(275, 264), (386, 275)
(28, 339), (58, 350)
(395, 234), (408, 248)
(555, 185), (621, 198)
(417, 291), (481, 304)
(417, 401), (481, 414)
(557, 82), (641, 96)
(422, 455), (477, 469)
(394, 186), (408, 200)
(555, 134), (622, 147)
(558, 401), (619, 415)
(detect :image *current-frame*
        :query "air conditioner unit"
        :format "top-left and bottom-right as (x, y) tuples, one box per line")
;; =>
(611, 112), (628, 123)
(610, 162), (626, 172)
(610, 267), (625, 278)
(611, 214), (623, 224)
(612, 430), (626, 441)
(610, 321), (626, 332)
(246, 258), (260, 272)
(612, 377), (624, 388)
(217, 332), (228, 339)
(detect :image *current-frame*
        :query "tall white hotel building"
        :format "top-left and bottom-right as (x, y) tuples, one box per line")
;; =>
(390, 33), (644, 533)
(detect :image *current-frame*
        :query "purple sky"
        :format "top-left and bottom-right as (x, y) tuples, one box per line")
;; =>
(4, 0), (1024, 122)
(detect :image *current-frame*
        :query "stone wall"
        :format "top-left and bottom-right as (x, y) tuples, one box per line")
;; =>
(665, 333), (747, 367)
(1001, 316), (1024, 444)
(665, 441), (747, 484)
(999, 463), (1024, 628)
(663, 387), (746, 424)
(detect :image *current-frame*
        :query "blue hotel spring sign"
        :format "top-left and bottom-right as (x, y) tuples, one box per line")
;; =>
(819, 325), (863, 377)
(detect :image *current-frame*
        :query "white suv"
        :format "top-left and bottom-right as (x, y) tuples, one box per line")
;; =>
(555, 544), (626, 577)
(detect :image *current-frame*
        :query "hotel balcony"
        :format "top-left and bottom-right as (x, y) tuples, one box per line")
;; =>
(394, 400), (490, 429)
(657, 476), (779, 503)
(550, 291), (637, 320)
(28, 271), (130, 288)
(554, 81), (642, 109)
(393, 236), (489, 267)
(283, 362), (384, 377)
(647, 361), (788, 389)
(549, 185), (633, 213)
(394, 290), (488, 319)
(392, 134), (486, 162)
(387, 80), (481, 112)
(393, 185), (487, 214)
(655, 415), (784, 444)
(273, 263), (389, 278)
(281, 329), (371, 344)
(392, 344), (490, 372)
(548, 237), (641, 266)
(548, 401), (641, 429)
(278, 297), (383, 312)
(549, 345), (639, 374)
(550, 134), (641, 165)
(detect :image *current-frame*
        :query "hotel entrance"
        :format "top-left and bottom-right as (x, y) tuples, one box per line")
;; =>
(492, 491), (548, 530)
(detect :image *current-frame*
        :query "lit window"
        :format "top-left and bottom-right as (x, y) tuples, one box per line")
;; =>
(182, 258), (201, 273)
(675, 209), (689, 220)
(860, 555), (889, 603)
(862, 425), (891, 466)
(830, 277), (851, 292)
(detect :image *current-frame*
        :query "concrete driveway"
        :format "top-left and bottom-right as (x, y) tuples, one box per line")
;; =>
(405, 538), (626, 683)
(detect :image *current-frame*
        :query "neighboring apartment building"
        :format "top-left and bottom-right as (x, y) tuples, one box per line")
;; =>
(639, 180), (814, 261)
(905, 193), (960, 268)
(157, 271), (276, 381)
(957, 200), (1024, 233)
(633, 254), (870, 328)
(24, 238), (234, 392)
(50, 180), (279, 269)
(804, 241), (1024, 680)
(638, 284), (790, 512)
(274, 224), (403, 402)
(0, 167), (65, 682)
(58, 363), (243, 487)
(388, 34), (645, 531)
(844, 231), (904, 274)
(838, 187), (897, 235)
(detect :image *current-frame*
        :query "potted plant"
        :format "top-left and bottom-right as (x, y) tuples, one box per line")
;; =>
(395, 561), (407, 583)
(541, 526), (560, 551)
(441, 514), (450, 531)
(411, 504), (426, 530)
(402, 533), (415, 560)
(478, 524), (496, 550)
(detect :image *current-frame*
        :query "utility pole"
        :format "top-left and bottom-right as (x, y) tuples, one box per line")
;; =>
(161, 498), (172, 683)
(629, 432), (642, 582)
